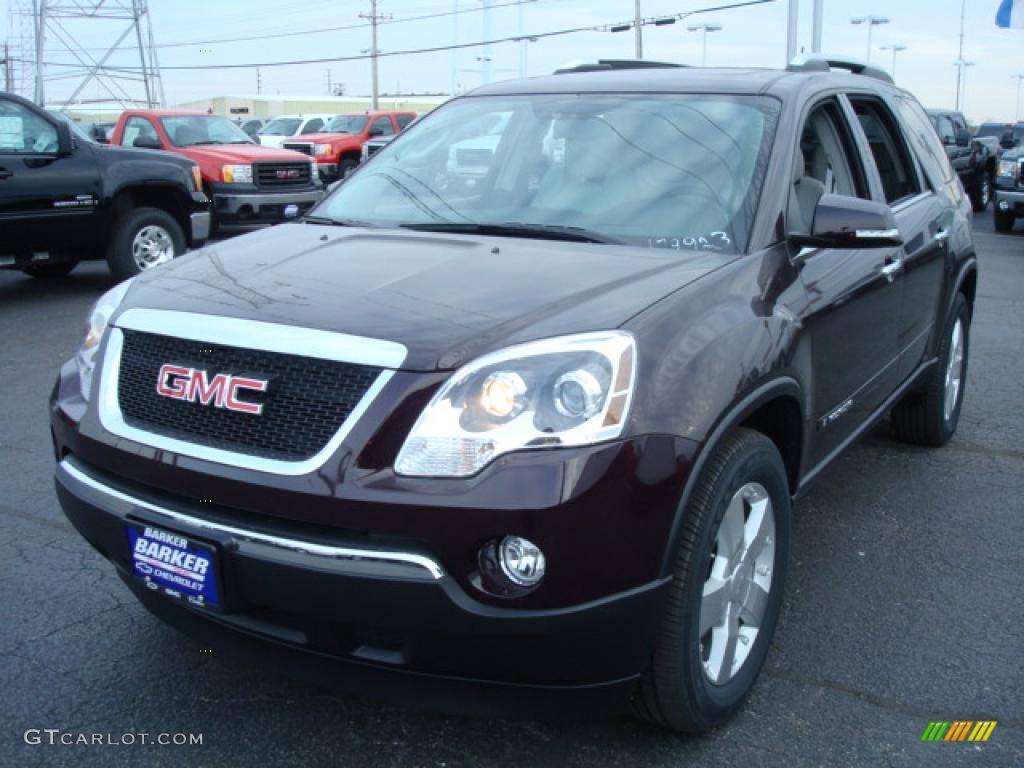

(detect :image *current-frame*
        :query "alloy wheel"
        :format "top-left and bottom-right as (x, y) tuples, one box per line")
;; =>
(944, 318), (965, 422)
(131, 224), (175, 270)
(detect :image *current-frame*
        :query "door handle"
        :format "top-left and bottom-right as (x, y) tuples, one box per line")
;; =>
(0, 168), (12, 180)
(880, 257), (903, 282)
(934, 228), (951, 243)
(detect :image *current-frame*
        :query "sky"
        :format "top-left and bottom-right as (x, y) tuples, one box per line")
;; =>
(2, 0), (1022, 123)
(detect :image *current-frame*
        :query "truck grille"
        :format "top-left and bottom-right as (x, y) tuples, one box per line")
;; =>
(365, 142), (386, 158)
(255, 161), (312, 188)
(117, 330), (382, 461)
(282, 142), (314, 156)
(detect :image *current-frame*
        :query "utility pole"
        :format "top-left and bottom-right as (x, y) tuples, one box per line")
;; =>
(33, 0), (46, 104)
(634, 0), (643, 59)
(2, 41), (12, 92)
(256, 67), (262, 95)
(786, 0), (797, 64)
(360, 0), (389, 110)
(954, 0), (966, 112)
(327, 69), (332, 96)
(811, 0), (823, 53)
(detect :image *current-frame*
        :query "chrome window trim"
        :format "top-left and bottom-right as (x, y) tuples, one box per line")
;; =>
(97, 308), (406, 476)
(57, 457), (444, 581)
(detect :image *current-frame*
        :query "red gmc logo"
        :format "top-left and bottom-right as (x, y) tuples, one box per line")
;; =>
(156, 364), (268, 415)
(275, 169), (300, 179)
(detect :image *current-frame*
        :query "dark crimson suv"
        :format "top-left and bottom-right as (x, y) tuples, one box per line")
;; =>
(51, 56), (977, 733)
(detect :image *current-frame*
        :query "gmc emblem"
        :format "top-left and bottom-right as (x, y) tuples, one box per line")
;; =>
(156, 364), (268, 415)
(275, 169), (300, 179)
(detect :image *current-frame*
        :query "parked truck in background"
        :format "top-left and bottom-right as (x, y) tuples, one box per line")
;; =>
(282, 111), (416, 181)
(927, 109), (996, 211)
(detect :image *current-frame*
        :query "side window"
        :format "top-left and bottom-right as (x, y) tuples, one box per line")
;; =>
(893, 97), (956, 187)
(788, 101), (869, 234)
(849, 98), (923, 204)
(935, 115), (956, 145)
(396, 114), (415, 130)
(370, 116), (394, 137)
(242, 120), (261, 133)
(301, 118), (324, 134)
(121, 116), (158, 147)
(0, 100), (58, 153)
(950, 114), (968, 135)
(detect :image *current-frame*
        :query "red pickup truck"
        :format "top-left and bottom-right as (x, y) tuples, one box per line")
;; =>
(110, 110), (324, 232)
(282, 111), (415, 181)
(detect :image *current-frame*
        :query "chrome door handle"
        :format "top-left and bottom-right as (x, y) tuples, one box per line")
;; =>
(880, 258), (903, 282)
(935, 228), (951, 243)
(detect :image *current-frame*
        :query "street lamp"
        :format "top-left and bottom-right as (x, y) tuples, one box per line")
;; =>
(687, 23), (722, 66)
(850, 16), (889, 63)
(879, 43), (907, 79)
(1012, 74), (1024, 121)
(953, 59), (975, 114)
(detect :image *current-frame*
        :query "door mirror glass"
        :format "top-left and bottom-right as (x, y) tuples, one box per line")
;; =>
(56, 120), (73, 156)
(789, 193), (902, 250)
(954, 128), (970, 147)
(133, 135), (162, 149)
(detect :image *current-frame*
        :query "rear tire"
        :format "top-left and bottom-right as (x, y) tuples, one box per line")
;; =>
(631, 428), (790, 733)
(994, 206), (1015, 233)
(106, 207), (186, 281)
(969, 171), (992, 212)
(890, 293), (970, 447)
(21, 261), (78, 279)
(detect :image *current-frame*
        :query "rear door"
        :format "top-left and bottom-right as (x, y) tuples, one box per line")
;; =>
(847, 94), (951, 383)
(0, 95), (100, 259)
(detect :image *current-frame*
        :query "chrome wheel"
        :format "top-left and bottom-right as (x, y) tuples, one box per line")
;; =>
(131, 224), (175, 270)
(700, 482), (775, 686)
(944, 318), (965, 422)
(981, 177), (991, 206)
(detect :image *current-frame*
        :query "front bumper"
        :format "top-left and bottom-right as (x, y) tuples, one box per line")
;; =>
(316, 162), (339, 182)
(190, 211), (211, 243)
(54, 454), (670, 693)
(210, 187), (324, 226)
(994, 185), (1024, 212)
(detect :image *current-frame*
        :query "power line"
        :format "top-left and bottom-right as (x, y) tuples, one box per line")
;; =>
(21, 0), (773, 72)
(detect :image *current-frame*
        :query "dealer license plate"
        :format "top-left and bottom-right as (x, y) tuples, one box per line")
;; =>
(126, 524), (221, 609)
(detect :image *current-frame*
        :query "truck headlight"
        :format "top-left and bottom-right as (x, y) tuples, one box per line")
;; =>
(313, 144), (332, 156)
(998, 159), (1019, 178)
(395, 331), (636, 477)
(76, 279), (133, 400)
(221, 164), (253, 183)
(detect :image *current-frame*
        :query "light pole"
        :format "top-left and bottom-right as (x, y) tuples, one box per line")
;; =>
(850, 16), (889, 63)
(1012, 74), (1024, 121)
(879, 43), (907, 79)
(634, 0), (643, 58)
(687, 23), (722, 66)
(953, 59), (975, 114)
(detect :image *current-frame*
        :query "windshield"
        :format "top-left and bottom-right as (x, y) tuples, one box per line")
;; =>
(316, 93), (778, 253)
(325, 115), (369, 134)
(161, 115), (252, 146)
(975, 123), (1005, 138)
(259, 117), (302, 136)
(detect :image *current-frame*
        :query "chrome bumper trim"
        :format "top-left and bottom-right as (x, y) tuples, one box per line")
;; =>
(57, 457), (445, 582)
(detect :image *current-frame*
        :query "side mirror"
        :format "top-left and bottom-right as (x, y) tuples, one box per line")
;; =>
(56, 120), (73, 157)
(369, 126), (386, 137)
(133, 135), (162, 150)
(789, 193), (902, 251)
(954, 128), (970, 147)
(1000, 130), (1018, 149)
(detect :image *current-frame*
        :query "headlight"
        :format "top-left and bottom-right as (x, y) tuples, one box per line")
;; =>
(221, 164), (252, 183)
(394, 331), (636, 477)
(998, 159), (1019, 178)
(313, 144), (332, 156)
(76, 279), (133, 400)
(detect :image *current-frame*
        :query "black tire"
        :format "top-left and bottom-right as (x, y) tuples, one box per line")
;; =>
(969, 170), (992, 212)
(338, 156), (359, 179)
(20, 261), (78, 279)
(891, 293), (970, 447)
(994, 206), (1015, 233)
(106, 207), (186, 281)
(632, 428), (790, 733)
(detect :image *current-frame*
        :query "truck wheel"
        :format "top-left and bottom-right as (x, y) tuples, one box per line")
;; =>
(106, 207), (186, 280)
(994, 206), (1015, 233)
(21, 261), (78, 279)
(891, 293), (970, 447)
(338, 157), (359, 179)
(632, 428), (789, 733)
(969, 171), (991, 212)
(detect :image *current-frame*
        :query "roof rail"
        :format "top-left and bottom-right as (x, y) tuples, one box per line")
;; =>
(786, 53), (893, 84)
(553, 59), (686, 75)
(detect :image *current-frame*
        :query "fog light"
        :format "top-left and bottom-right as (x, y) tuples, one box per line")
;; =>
(499, 536), (546, 587)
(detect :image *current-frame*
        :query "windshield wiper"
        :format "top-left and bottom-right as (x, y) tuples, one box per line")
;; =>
(185, 140), (224, 146)
(399, 222), (619, 244)
(304, 216), (378, 228)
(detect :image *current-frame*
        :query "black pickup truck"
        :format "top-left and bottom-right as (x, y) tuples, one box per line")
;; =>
(1, 91), (209, 280)
(927, 109), (997, 212)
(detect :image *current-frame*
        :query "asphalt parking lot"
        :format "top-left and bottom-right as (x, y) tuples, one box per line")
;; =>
(2, 215), (1022, 768)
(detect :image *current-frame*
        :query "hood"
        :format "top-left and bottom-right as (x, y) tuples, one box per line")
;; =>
(257, 135), (288, 148)
(182, 143), (310, 164)
(120, 223), (735, 371)
(285, 132), (364, 145)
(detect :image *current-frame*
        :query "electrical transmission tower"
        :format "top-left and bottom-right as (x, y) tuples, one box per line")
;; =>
(11, 0), (164, 110)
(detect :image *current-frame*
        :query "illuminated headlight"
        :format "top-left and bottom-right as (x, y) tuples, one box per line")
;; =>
(76, 280), (133, 400)
(394, 331), (636, 477)
(221, 164), (253, 183)
(998, 159), (1019, 178)
(313, 144), (332, 156)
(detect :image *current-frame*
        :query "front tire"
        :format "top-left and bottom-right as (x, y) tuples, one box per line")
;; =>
(21, 261), (78, 279)
(338, 156), (359, 179)
(994, 206), (1015, 233)
(890, 293), (970, 446)
(969, 170), (992, 212)
(632, 428), (790, 733)
(106, 207), (186, 280)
